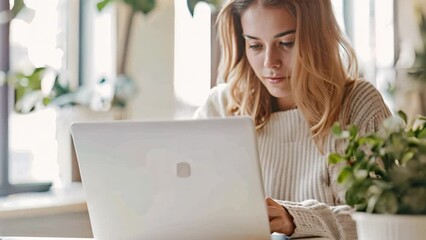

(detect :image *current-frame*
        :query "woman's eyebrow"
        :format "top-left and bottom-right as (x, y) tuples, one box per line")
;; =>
(242, 29), (296, 40)
(273, 29), (296, 38)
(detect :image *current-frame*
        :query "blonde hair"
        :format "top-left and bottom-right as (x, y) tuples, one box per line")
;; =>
(217, 0), (359, 151)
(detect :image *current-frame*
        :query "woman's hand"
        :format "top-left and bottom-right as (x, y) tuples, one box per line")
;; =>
(266, 197), (296, 235)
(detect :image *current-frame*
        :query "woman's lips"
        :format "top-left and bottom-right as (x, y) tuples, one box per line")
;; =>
(264, 76), (290, 84)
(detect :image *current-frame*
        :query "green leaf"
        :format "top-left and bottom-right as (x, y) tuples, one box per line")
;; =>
(354, 203), (368, 211)
(338, 166), (352, 183)
(11, 0), (26, 19)
(349, 125), (358, 139)
(328, 153), (346, 164)
(366, 194), (381, 213)
(418, 127), (426, 139)
(354, 169), (368, 180)
(124, 0), (156, 14)
(97, 0), (115, 11)
(401, 151), (415, 164)
(398, 110), (408, 124)
(374, 191), (398, 214)
(331, 122), (351, 138)
(13, 67), (46, 105)
(331, 122), (342, 136)
(42, 97), (51, 106)
(33, 67), (46, 74)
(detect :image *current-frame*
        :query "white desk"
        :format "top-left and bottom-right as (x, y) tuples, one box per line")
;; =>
(0, 238), (92, 240)
(0, 236), (329, 240)
(0, 184), (92, 238)
(0, 185), (329, 239)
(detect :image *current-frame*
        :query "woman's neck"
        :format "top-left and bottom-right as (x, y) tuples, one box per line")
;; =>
(273, 96), (297, 112)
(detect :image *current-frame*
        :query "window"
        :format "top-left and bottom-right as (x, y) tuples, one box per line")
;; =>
(8, 0), (116, 187)
(9, 0), (69, 185)
(337, 0), (396, 110)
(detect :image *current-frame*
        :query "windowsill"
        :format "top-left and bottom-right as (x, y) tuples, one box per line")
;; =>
(0, 183), (87, 219)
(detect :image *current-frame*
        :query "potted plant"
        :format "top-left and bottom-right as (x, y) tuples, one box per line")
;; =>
(328, 111), (426, 240)
(8, 67), (94, 114)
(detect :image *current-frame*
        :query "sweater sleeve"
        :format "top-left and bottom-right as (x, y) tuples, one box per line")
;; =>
(278, 81), (392, 240)
(192, 84), (230, 119)
(276, 199), (352, 239)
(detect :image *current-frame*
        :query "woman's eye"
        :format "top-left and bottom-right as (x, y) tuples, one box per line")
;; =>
(249, 44), (262, 50)
(279, 41), (294, 48)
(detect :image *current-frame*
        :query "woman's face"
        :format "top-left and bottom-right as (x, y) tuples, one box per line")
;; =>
(241, 3), (296, 108)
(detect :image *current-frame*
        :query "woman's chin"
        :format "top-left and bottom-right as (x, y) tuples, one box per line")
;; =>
(266, 87), (292, 99)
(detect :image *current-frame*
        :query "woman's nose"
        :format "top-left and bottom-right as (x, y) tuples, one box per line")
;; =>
(264, 50), (282, 69)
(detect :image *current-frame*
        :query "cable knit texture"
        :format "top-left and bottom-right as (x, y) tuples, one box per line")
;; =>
(193, 80), (392, 240)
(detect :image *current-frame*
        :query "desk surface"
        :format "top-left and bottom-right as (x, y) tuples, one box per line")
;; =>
(0, 236), (328, 240)
(0, 185), (328, 240)
(0, 238), (92, 240)
(0, 183), (87, 219)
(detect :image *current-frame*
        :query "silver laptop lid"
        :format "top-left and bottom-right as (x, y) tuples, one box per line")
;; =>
(71, 117), (270, 240)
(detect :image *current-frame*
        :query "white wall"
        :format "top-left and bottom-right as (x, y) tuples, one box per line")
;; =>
(122, 0), (176, 120)
(174, 1), (212, 111)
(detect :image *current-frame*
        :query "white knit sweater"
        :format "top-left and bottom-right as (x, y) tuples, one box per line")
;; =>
(193, 80), (392, 240)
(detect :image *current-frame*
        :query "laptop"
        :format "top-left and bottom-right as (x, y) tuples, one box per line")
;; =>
(71, 117), (272, 240)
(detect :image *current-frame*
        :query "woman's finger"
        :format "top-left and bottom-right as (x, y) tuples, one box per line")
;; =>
(266, 197), (282, 207)
(268, 205), (283, 219)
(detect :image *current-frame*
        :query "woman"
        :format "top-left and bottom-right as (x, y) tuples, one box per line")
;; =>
(194, 0), (392, 239)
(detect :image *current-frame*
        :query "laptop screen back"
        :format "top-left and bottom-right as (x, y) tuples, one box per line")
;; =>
(71, 117), (270, 240)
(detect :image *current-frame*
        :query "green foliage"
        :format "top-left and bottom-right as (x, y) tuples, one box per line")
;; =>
(11, 0), (25, 19)
(329, 111), (426, 214)
(6, 66), (137, 114)
(186, 0), (222, 16)
(97, 0), (156, 14)
(7, 68), (90, 113)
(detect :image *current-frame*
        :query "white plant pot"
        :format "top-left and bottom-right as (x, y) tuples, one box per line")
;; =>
(352, 212), (426, 240)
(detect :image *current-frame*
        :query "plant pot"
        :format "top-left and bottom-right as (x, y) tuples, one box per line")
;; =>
(352, 212), (426, 240)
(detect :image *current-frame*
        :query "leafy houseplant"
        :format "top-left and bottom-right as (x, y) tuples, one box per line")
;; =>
(6, 0), (158, 114)
(328, 111), (426, 239)
(8, 67), (93, 114)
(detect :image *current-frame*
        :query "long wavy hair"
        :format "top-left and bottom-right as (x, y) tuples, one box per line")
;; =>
(217, 0), (359, 151)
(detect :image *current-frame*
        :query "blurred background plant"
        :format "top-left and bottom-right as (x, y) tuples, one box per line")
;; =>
(4, 66), (118, 114)
(1, 0), (159, 116)
(7, 67), (86, 113)
(3, 0), (224, 115)
(329, 111), (426, 215)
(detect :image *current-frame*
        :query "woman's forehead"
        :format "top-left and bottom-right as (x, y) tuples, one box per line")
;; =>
(240, 4), (296, 39)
